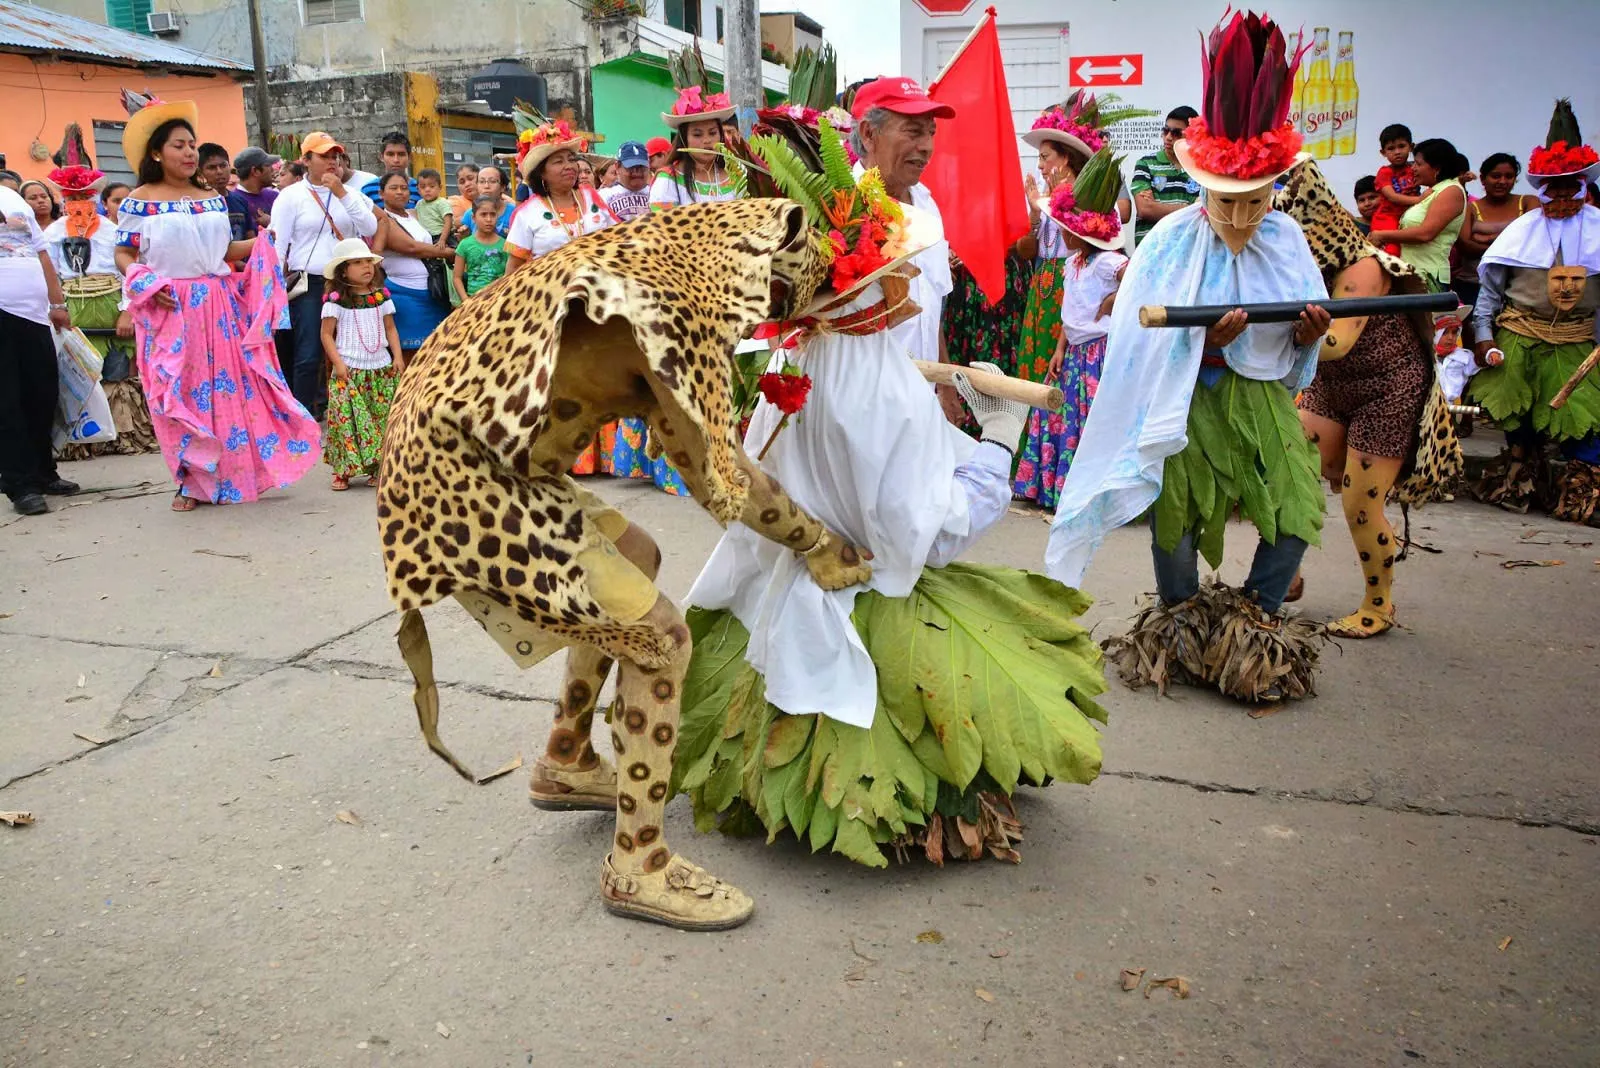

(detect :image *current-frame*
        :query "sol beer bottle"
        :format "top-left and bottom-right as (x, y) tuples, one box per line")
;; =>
(1302, 27), (1334, 160)
(1332, 31), (1359, 156)
(1287, 31), (1306, 134)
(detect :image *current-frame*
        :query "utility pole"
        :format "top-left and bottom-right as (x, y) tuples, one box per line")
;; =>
(246, 0), (272, 148)
(724, 0), (761, 136)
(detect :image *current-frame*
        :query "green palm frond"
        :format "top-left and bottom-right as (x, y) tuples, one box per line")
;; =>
(1072, 146), (1125, 215)
(817, 117), (856, 193)
(749, 132), (832, 221)
(721, 149), (751, 201)
(1548, 98), (1583, 149)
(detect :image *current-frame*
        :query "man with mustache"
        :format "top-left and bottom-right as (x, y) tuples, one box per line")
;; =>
(850, 77), (965, 424)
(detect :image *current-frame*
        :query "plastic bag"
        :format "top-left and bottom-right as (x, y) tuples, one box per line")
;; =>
(52, 326), (117, 448)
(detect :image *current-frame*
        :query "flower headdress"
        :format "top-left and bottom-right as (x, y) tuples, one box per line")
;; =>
(744, 117), (913, 297)
(1527, 99), (1600, 185)
(1175, 9), (1310, 192)
(1022, 92), (1155, 158)
(1043, 146), (1126, 251)
(516, 119), (589, 180)
(47, 123), (103, 195)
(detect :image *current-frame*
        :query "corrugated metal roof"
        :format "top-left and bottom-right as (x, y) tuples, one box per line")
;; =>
(0, 0), (247, 72)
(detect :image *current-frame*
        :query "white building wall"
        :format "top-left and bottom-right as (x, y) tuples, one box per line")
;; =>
(901, 0), (1600, 208)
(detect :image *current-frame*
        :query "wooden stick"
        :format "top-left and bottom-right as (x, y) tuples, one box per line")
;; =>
(1550, 345), (1600, 410)
(912, 361), (1063, 411)
(1139, 292), (1459, 327)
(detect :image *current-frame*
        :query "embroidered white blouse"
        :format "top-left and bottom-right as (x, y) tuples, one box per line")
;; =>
(114, 194), (232, 278)
(504, 187), (617, 260)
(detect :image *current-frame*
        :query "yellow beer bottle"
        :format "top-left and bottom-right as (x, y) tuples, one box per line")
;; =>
(1302, 27), (1334, 160)
(1332, 31), (1359, 156)
(1287, 31), (1307, 134)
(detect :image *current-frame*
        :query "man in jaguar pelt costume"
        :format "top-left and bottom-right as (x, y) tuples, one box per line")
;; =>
(377, 199), (874, 931)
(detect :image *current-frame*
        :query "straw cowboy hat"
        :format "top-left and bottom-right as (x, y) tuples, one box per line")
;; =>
(1174, 138), (1310, 195)
(120, 90), (199, 173)
(323, 237), (383, 281)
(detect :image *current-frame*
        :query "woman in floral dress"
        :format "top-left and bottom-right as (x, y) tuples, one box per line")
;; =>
(113, 92), (319, 511)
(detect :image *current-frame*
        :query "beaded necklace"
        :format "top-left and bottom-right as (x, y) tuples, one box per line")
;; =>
(538, 190), (601, 239)
(332, 286), (390, 357)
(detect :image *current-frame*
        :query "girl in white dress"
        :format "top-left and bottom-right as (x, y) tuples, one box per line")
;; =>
(319, 239), (402, 490)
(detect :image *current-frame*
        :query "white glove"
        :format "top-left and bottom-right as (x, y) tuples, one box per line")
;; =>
(952, 361), (1027, 452)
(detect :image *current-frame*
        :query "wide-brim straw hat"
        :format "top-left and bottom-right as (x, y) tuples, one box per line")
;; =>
(323, 237), (383, 281)
(519, 138), (586, 181)
(122, 99), (200, 173)
(1032, 196), (1124, 250)
(1020, 128), (1095, 158)
(661, 105), (736, 129)
(1174, 139), (1309, 195)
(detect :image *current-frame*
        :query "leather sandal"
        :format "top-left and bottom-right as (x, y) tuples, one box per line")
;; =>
(600, 852), (754, 931)
(529, 755), (617, 811)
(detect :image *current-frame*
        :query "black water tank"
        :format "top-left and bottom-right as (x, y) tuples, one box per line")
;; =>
(467, 58), (546, 116)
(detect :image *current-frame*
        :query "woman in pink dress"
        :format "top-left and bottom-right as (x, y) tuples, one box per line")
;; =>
(112, 92), (320, 511)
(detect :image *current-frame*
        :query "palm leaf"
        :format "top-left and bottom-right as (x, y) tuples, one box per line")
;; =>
(748, 132), (831, 220)
(817, 117), (856, 192)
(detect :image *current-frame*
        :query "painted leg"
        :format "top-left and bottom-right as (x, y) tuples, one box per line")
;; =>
(531, 523), (663, 811)
(1288, 409), (1350, 603)
(1327, 451), (1403, 638)
(600, 594), (754, 930)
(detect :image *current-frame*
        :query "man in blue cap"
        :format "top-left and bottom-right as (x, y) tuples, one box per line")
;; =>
(599, 140), (652, 222)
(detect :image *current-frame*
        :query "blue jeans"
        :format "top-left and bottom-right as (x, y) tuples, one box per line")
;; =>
(1150, 521), (1308, 614)
(286, 276), (327, 417)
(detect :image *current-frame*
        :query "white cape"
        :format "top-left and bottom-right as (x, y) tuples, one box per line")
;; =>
(1043, 206), (1326, 587)
(1480, 203), (1600, 274)
(687, 281), (977, 728)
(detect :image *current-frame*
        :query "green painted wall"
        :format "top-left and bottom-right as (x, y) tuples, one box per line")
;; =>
(590, 57), (787, 157)
(591, 59), (681, 153)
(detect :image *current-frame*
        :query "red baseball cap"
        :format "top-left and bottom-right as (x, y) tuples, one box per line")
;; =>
(850, 77), (955, 121)
(645, 136), (673, 155)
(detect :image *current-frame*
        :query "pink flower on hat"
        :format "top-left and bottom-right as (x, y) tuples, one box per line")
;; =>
(671, 86), (732, 117)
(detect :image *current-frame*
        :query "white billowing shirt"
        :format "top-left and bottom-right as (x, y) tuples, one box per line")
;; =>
(504, 187), (616, 259)
(268, 180), (378, 274)
(321, 293), (397, 369)
(0, 185), (49, 325)
(687, 279), (1011, 728)
(113, 194), (233, 278)
(1059, 249), (1128, 346)
(44, 217), (119, 278)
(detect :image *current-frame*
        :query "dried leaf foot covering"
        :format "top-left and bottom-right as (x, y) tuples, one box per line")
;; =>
(1102, 595), (1212, 694)
(1199, 583), (1328, 703)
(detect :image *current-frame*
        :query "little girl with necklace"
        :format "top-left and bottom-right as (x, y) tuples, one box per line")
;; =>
(319, 238), (403, 491)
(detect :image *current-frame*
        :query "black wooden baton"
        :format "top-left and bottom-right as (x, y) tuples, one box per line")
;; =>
(1139, 291), (1460, 328)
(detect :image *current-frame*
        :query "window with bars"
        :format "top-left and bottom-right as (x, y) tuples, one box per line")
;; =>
(105, 0), (153, 36)
(303, 0), (363, 27)
(92, 121), (138, 186)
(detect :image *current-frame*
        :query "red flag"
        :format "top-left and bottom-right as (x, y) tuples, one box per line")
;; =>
(924, 7), (1029, 306)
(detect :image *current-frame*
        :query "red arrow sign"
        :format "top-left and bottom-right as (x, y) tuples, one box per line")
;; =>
(913, 0), (976, 14)
(1069, 53), (1143, 87)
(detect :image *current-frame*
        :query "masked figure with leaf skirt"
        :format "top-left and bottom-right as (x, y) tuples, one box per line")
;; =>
(1469, 100), (1600, 525)
(676, 117), (1107, 868)
(1047, 10), (1333, 704)
(44, 125), (158, 456)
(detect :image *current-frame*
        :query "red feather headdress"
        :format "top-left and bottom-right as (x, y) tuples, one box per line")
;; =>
(1181, 8), (1308, 183)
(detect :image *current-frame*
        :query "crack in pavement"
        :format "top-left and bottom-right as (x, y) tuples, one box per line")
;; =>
(1102, 769), (1600, 836)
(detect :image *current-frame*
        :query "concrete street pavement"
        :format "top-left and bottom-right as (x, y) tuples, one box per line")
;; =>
(2, 452), (1596, 1068)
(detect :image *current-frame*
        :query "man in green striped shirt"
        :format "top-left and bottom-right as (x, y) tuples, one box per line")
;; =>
(1131, 106), (1202, 245)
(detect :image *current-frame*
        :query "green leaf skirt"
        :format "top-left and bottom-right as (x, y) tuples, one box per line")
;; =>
(1154, 369), (1325, 569)
(1469, 331), (1600, 441)
(672, 563), (1107, 868)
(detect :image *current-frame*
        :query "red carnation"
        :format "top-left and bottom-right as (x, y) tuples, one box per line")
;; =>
(758, 371), (811, 415)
